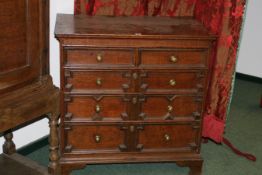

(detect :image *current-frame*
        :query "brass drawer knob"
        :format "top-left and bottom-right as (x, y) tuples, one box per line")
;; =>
(169, 79), (176, 86)
(95, 104), (101, 113)
(95, 135), (101, 143)
(96, 78), (102, 86)
(132, 72), (138, 80)
(97, 54), (103, 62)
(167, 105), (173, 112)
(164, 134), (171, 141)
(170, 56), (177, 63)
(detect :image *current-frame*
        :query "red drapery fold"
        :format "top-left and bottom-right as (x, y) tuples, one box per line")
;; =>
(74, 0), (195, 16)
(194, 0), (246, 143)
(73, 0), (246, 144)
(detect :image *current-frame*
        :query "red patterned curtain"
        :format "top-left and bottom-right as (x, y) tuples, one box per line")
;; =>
(194, 0), (246, 143)
(74, 0), (246, 143)
(74, 0), (196, 16)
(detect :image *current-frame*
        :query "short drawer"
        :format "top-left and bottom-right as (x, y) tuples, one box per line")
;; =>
(138, 124), (199, 152)
(140, 95), (202, 120)
(140, 71), (205, 92)
(65, 48), (134, 67)
(64, 70), (133, 93)
(64, 124), (125, 153)
(140, 49), (207, 68)
(64, 95), (129, 121)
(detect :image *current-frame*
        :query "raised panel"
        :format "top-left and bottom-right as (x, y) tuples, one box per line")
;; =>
(0, 0), (47, 94)
(140, 71), (205, 93)
(65, 48), (134, 67)
(0, 0), (28, 73)
(141, 95), (202, 120)
(65, 95), (128, 121)
(140, 49), (207, 68)
(138, 124), (198, 152)
(64, 124), (125, 153)
(65, 70), (133, 93)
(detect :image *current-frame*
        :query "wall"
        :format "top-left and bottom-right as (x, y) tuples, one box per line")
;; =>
(1, 0), (261, 154)
(0, 0), (74, 154)
(236, 0), (262, 78)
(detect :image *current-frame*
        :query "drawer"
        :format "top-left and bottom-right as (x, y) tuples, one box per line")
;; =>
(65, 95), (129, 121)
(140, 71), (205, 92)
(138, 124), (198, 152)
(64, 70), (133, 93)
(65, 48), (134, 67)
(64, 124), (125, 153)
(140, 49), (206, 68)
(140, 95), (202, 120)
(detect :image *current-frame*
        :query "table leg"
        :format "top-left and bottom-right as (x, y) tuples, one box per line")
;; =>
(3, 131), (16, 155)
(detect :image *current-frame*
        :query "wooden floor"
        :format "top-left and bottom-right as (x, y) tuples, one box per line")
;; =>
(0, 153), (48, 175)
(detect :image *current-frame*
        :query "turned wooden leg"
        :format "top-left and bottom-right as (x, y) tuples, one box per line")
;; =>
(3, 131), (16, 155)
(176, 159), (203, 175)
(48, 112), (60, 175)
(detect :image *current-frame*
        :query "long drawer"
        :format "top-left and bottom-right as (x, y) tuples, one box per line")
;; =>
(63, 94), (202, 121)
(64, 69), (206, 94)
(62, 123), (200, 154)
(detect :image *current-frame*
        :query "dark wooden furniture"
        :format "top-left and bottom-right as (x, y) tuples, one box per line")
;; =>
(55, 14), (216, 175)
(0, 153), (49, 175)
(0, 0), (59, 174)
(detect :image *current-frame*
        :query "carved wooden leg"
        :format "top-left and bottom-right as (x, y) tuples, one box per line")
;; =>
(3, 131), (16, 155)
(61, 164), (86, 175)
(48, 113), (60, 175)
(176, 159), (203, 175)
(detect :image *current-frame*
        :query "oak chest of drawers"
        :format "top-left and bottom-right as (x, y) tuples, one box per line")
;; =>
(55, 14), (216, 175)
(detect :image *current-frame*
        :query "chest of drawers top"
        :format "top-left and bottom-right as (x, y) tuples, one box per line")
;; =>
(55, 14), (216, 40)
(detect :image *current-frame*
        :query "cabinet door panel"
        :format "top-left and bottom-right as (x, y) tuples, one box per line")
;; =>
(0, 0), (47, 94)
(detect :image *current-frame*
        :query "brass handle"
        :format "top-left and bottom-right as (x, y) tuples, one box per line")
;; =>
(96, 78), (102, 86)
(169, 79), (176, 86)
(97, 54), (103, 62)
(170, 56), (177, 63)
(167, 105), (173, 112)
(95, 135), (101, 143)
(164, 134), (171, 141)
(95, 104), (101, 113)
